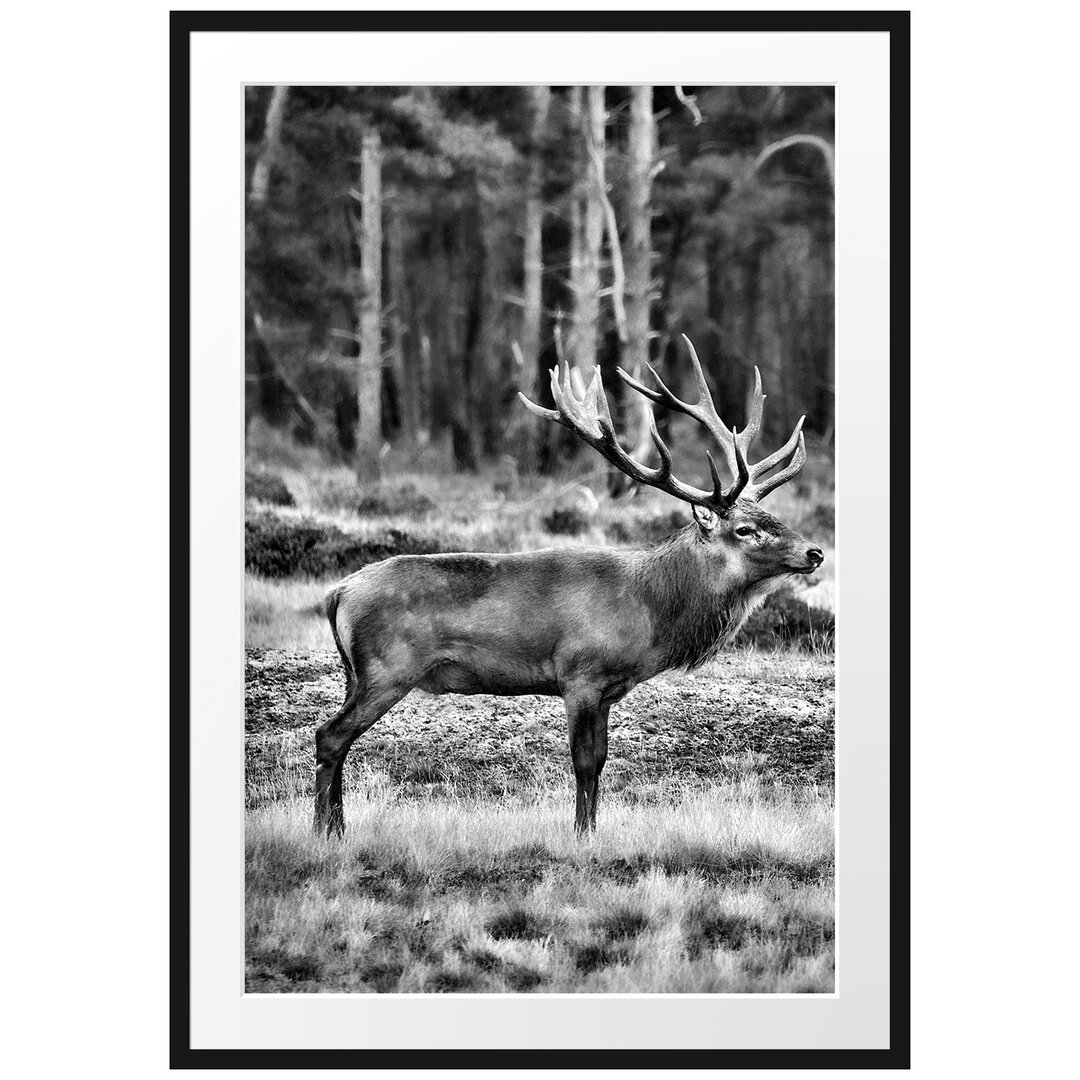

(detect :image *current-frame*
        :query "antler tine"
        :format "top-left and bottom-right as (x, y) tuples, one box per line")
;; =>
(706, 451), (726, 504)
(652, 338), (807, 502)
(750, 429), (806, 501)
(747, 415), (805, 482)
(615, 359), (714, 444)
(736, 367), (765, 454)
(550, 358), (582, 420)
(615, 364), (662, 405)
(585, 365), (616, 430)
(517, 389), (560, 423)
(518, 360), (595, 433)
(728, 430), (752, 504)
(680, 334), (719, 419)
(523, 362), (723, 508)
(616, 336), (740, 481)
(728, 371), (806, 500)
(646, 409), (675, 481)
(614, 338), (724, 432)
(519, 356), (806, 510)
(709, 428), (752, 511)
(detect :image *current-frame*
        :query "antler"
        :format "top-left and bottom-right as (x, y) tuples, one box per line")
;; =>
(519, 360), (750, 513)
(616, 335), (806, 502)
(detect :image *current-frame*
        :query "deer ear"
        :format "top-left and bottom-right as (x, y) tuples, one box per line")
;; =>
(692, 505), (718, 532)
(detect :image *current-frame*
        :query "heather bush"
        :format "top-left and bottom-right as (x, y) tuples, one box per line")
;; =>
(245, 511), (453, 578)
(737, 587), (834, 650)
(245, 468), (295, 507)
(541, 506), (591, 536)
(356, 481), (436, 518)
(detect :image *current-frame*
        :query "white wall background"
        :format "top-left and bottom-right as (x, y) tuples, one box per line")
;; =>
(2, 1), (1076, 1077)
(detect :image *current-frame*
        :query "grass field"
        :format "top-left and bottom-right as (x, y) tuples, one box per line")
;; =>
(248, 787), (833, 994)
(244, 433), (835, 994)
(245, 650), (834, 994)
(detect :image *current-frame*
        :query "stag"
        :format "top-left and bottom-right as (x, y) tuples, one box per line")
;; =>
(316, 337), (822, 836)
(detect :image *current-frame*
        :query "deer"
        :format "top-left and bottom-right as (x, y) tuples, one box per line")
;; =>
(315, 336), (823, 837)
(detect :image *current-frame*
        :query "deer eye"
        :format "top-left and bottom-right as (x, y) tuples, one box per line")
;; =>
(734, 525), (757, 539)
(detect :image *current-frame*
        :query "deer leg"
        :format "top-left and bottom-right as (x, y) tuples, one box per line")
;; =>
(565, 692), (604, 834)
(314, 679), (408, 838)
(586, 704), (610, 831)
(314, 693), (360, 838)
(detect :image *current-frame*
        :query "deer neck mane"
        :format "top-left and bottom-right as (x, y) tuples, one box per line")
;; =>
(637, 526), (776, 671)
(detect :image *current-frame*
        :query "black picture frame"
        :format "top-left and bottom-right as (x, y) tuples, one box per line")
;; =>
(171, 8), (910, 1069)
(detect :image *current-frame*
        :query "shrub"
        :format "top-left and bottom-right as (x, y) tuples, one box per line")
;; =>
(403, 760), (447, 785)
(248, 949), (323, 983)
(599, 908), (650, 941)
(541, 506), (591, 536)
(605, 509), (686, 545)
(279, 954), (322, 982)
(736, 586), (834, 650)
(307, 475), (361, 513)
(464, 948), (501, 972)
(245, 468), (294, 507)
(503, 964), (546, 991)
(683, 903), (754, 958)
(572, 941), (626, 972)
(357, 482), (436, 518)
(245, 510), (453, 578)
(486, 907), (554, 941)
(425, 968), (480, 993)
(355, 958), (404, 992)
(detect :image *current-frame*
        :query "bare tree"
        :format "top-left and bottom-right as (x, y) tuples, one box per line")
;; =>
(249, 86), (289, 209)
(583, 125), (627, 347)
(521, 86), (551, 378)
(246, 85), (335, 452)
(385, 196), (417, 446)
(624, 85), (656, 465)
(475, 185), (505, 454)
(418, 332), (433, 443)
(355, 127), (383, 482)
(673, 85), (703, 126)
(752, 134), (835, 189)
(573, 86), (605, 375)
(565, 87), (585, 385)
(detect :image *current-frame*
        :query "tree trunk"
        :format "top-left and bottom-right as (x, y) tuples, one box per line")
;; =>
(476, 189), (504, 455)
(418, 331), (433, 441)
(566, 87), (584, 374)
(355, 127), (383, 482)
(249, 86), (289, 209)
(386, 198), (417, 445)
(426, 205), (456, 434)
(624, 86), (655, 469)
(574, 86), (605, 376)
(522, 86), (551, 383)
(246, 86), (336, 453)
(452, 207), (481, 471)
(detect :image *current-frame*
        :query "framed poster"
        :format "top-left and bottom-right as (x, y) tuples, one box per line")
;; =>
(172, 8), (909, 1068)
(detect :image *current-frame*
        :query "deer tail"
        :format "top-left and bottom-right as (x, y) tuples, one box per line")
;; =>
(324, 585), (358, 694)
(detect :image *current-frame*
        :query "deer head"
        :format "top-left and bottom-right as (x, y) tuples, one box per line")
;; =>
(519, 335), (824, 582)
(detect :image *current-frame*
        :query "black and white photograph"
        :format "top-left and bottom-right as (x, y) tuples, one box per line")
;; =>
(244, 82), (837, 996)
(19, 1), (1080, 1075)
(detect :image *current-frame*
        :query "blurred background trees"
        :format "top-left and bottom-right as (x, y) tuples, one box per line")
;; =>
(245, 85), (834, 484)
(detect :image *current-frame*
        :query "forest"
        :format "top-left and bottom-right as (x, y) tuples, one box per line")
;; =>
(245, 84), (834, 483)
